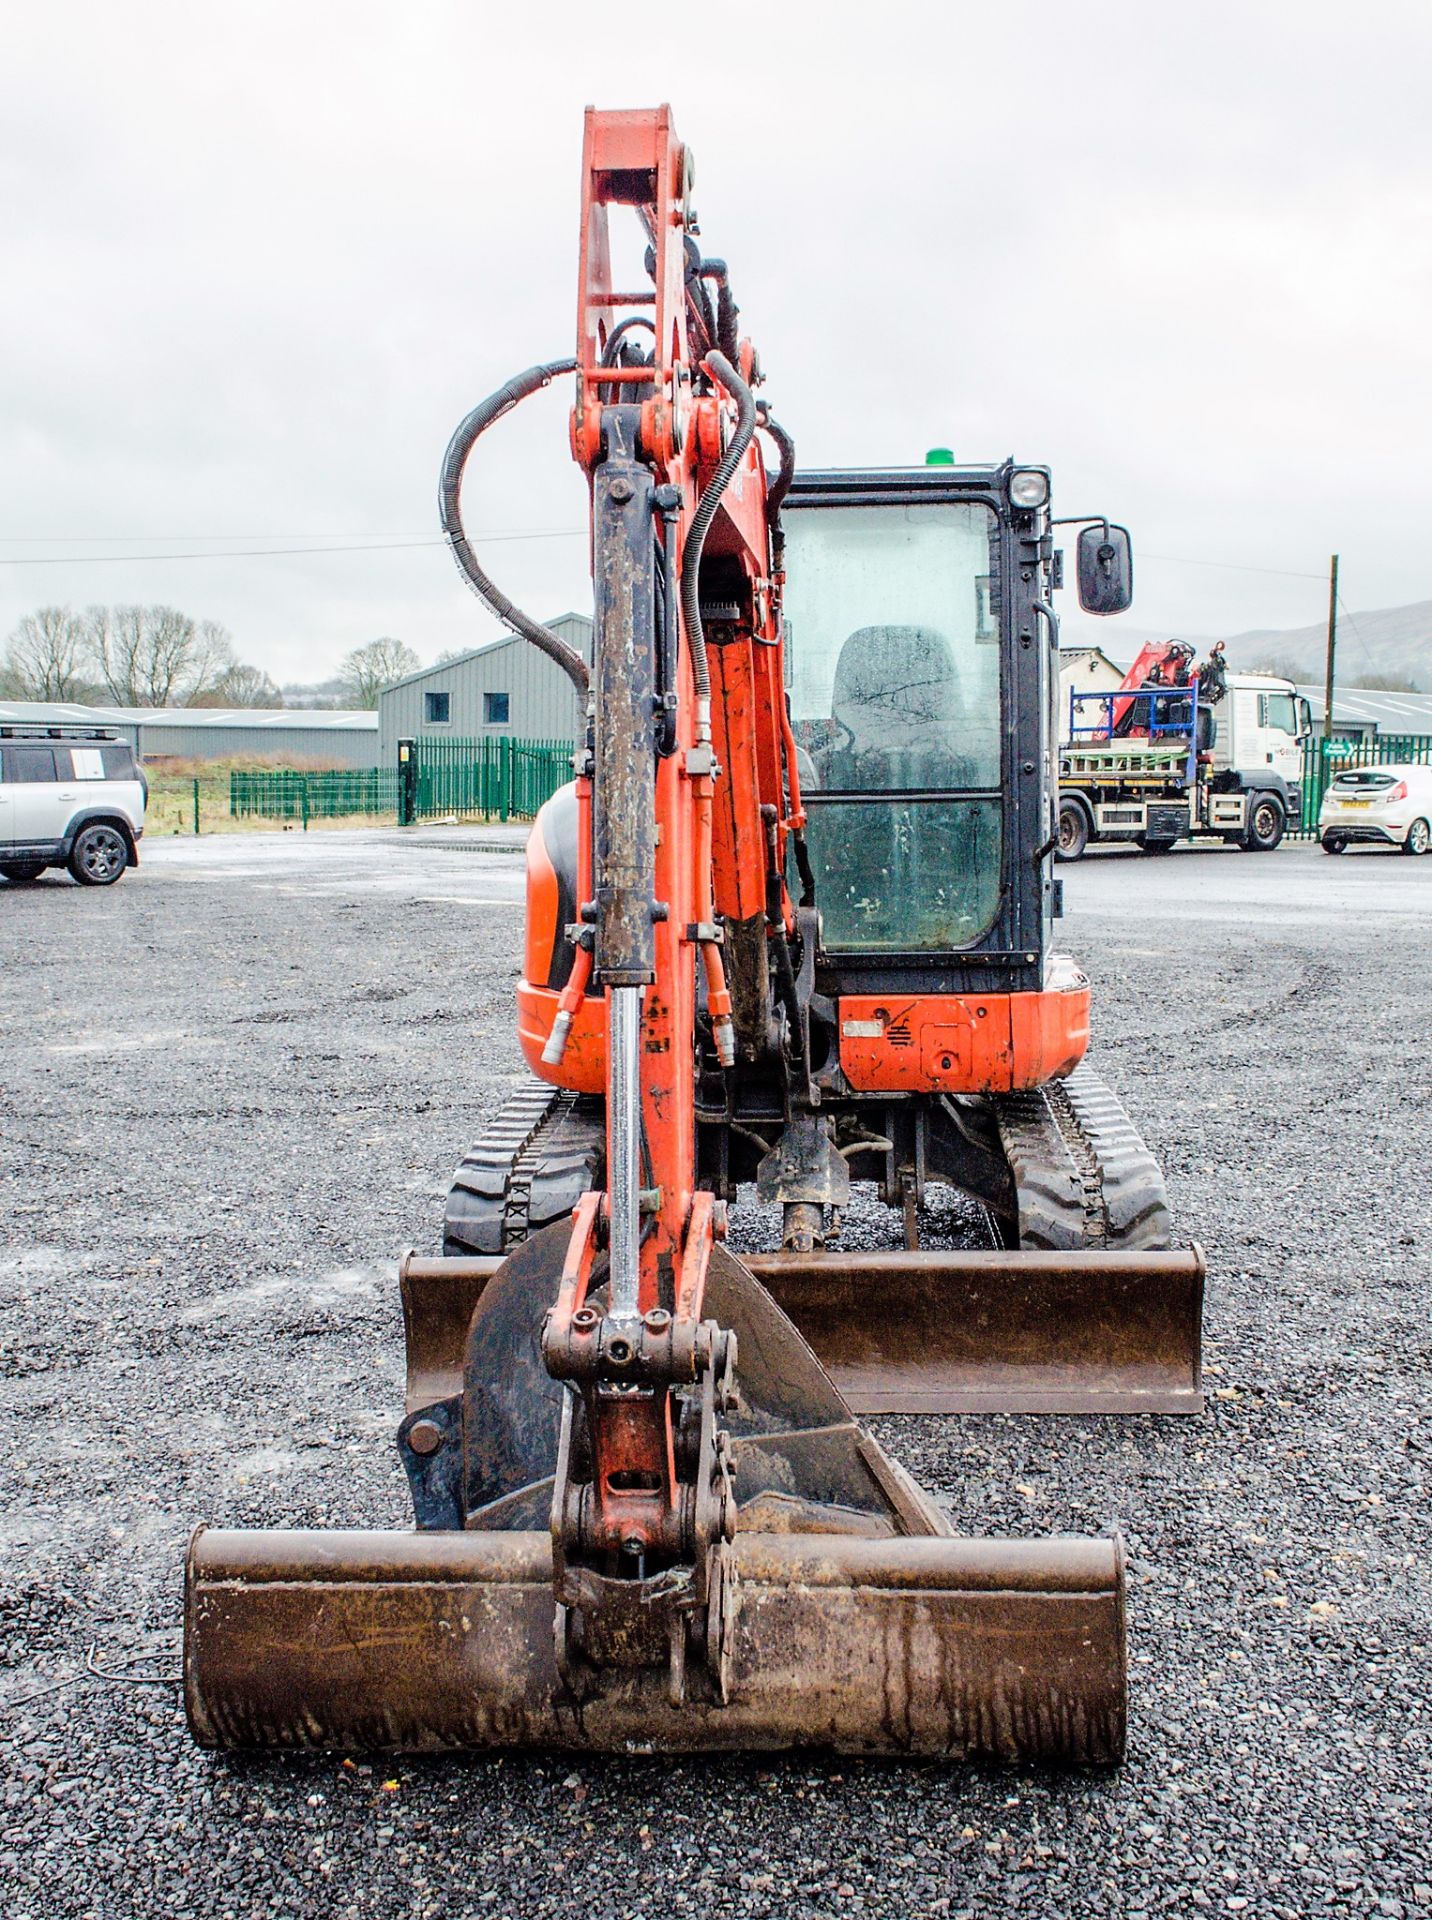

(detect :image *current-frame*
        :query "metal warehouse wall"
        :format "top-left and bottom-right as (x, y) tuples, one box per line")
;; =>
(136, 724), (379, 766)
(378, 614), (591, 760)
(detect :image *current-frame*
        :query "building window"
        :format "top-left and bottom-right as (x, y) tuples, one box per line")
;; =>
(424, 691), (451, 725)
(484, 691), (510, 726)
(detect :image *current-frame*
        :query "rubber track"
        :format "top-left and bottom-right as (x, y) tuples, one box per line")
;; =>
(992, 1065), (1171, 1253)
(443, 1081), (604, 1257)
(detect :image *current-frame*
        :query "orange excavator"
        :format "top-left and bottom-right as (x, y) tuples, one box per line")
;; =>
(183, 106), (1202, 1763)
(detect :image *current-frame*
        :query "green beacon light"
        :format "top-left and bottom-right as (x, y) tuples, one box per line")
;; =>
(925, 447), (955, 466)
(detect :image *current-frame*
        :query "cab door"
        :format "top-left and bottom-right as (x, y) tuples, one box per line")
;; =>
(0, 747), (15, 851)
(1257, 689), (1304, 793)
(779, 488), (1006, 958)
(4, 743), (70, 848)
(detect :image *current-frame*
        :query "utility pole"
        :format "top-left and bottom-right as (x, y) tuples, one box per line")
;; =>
(1322, 553), (1339, 744)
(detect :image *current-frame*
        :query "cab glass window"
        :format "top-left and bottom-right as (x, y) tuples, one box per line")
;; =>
(804, 798), (1002, 951)
(780, 500), (1004, 952)
(1259, 692), (1298, 735)
(784, 503), (1001, 792)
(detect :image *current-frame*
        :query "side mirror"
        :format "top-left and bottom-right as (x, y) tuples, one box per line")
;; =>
(1076, 523), (1134, 616)
(1298, 697), (1314, 739)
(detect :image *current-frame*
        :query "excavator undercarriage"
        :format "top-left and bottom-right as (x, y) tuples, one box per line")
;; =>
(443, 1071), (1202, 1415)
(183, 103), (1202, 1766)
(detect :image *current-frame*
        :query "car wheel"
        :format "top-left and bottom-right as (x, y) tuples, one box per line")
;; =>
(0, 860), (46, 883)
(1321, 835), (1347, 854)
(1243, 794), (1285, 852)
(1402, 818), (1431, 857)
(68, 823), (129, 886)
(1056, 801), (1089, 862)
(1137, 838), (1176, 855)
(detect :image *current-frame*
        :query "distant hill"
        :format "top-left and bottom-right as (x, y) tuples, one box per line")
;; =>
(1221, 601), (1431, 691)
(1062, 601), (1431, 692)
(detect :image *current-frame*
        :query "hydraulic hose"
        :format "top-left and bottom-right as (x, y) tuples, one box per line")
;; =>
(599, 317), (656, 366)
(757, 402), (795, 575)
(439, 359), (589, 697)
(697, 258), (740, 363)
(757, 403), (809, 881)
(680, 349), (757, 715)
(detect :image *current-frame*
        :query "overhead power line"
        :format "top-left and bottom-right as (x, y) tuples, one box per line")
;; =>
(1138, 551), (1327, 582)
(0, 529), (1345, 601)
(0, 530), (434, 542)
(0, 528), (589, 566)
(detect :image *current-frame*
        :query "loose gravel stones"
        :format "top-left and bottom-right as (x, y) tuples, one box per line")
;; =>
(1, 833), (1428, 1918)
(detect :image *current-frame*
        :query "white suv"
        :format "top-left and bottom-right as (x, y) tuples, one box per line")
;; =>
(0, 728), (147, 886)
(1319, 763), (1432, 856)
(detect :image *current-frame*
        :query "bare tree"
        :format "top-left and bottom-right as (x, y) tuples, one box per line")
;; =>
(1349, 670), (1422, 693)
(189, 658), (284, 708)
(82, 604), (244, 707)
(184, 619), (239, 703)
(3, 606), (95, 700)
(1247, 652), (1310, 683)
(338, 636), (421, 708)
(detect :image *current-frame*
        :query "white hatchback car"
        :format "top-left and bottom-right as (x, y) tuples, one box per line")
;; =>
(0, 728), (147, 885)
(1319, 763), (1432, 856)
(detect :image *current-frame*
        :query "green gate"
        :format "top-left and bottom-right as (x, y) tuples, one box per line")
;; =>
(231, 767), (400, 823)
(1295, 733), (1432, 838)
(409, 736), (573, 824)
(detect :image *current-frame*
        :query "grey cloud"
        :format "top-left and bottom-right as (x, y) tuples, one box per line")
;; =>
(4, 1), (1429, 679)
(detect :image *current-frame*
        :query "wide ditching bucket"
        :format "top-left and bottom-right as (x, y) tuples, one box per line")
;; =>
(184, 1227), (1130, 1763)
(186, 1528), (1124, 1761)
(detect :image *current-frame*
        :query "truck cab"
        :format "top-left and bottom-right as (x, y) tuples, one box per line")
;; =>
(1209, 673), (1309, 810)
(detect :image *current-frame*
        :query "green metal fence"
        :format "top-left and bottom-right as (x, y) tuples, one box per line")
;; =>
(230, 767), (400, 824)
(1295, 733), (1432, 838)
(411, 736), (572, 824)
(228, 743), (572, 829)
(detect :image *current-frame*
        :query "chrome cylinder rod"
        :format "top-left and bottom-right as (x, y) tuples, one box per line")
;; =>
(607, 985), (643, 1322)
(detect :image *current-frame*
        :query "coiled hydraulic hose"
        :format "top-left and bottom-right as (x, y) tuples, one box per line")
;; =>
(679, 350), (757, 717)
(439, 360), (590, 697)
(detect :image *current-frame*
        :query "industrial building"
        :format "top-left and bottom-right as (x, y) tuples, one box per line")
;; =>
(1057, 644), (1127, 741)
(1295, 683), (1432, 741)
(0, 701), (379, 767)
(377, 613), (591, 761)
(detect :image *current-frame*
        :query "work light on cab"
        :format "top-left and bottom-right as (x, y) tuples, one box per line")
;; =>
(1010, 467), (1050, 508)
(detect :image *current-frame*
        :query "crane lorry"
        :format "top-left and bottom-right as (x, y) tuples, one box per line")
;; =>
(1058, 639), (1313, 858)
(183, 106), (1204, 1765)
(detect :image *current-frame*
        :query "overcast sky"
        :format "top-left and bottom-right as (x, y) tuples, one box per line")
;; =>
(4, 1), (1430, 683)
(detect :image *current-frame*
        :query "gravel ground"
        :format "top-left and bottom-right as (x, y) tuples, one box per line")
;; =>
(2, 831), (1429, 1919)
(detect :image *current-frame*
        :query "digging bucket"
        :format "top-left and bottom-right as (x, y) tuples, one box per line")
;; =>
(184, 1525), (1125, 1762)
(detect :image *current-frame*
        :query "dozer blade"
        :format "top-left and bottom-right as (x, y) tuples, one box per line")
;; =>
(400, 1242), (1205, 1420)
(185, 1226), (1127, 1761)
(749, 1245), (1206, 1416)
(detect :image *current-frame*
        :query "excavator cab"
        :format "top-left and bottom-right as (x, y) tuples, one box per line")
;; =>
(784, 470), (1036, 963)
